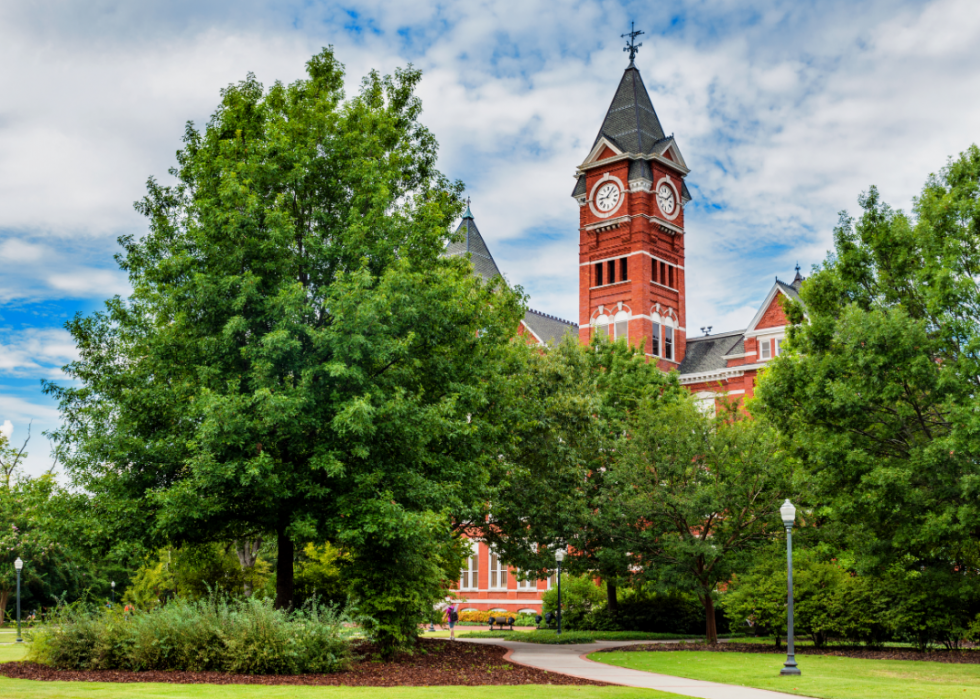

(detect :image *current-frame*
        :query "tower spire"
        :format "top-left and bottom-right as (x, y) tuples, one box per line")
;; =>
(622, 22), (644, 67)
(463, 196), (473, 219)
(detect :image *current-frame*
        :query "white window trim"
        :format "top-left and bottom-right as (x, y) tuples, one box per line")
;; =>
(488, 552), (509, 591)
(459, 541), (480, 591)
(516, 573), (537, 591)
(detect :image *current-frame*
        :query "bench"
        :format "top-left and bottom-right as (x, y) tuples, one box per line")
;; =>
(487, 615), (516, 631)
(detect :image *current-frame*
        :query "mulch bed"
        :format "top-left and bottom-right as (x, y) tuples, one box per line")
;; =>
(599, 641), (980, 664)
(0, 638), (605, 686)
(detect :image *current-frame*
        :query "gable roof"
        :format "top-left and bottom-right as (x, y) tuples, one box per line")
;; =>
(445, 206), (502, 281)
(522, 309), (579, 346)
(677, 330), (745, 375)
(744, 280), (802, 334)
(592, 66), (666, 155)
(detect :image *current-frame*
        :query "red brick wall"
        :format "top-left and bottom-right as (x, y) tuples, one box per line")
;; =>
(577, 156), (688, 367)
(756, 293), (789, 330)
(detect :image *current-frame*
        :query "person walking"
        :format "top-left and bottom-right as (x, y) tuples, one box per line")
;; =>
(444, 604), (459, 640)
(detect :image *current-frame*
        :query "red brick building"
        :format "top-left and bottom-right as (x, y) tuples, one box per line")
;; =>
(443, 52), (802, 615)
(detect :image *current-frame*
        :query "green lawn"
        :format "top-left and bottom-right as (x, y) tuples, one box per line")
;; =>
(0, 644), (685, 698)
(592, 649), (980, 699)
(0, 644), (28, 662)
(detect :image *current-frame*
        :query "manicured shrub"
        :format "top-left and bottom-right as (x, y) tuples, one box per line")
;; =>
(28, 596), (354, 674)
(723, 549), (980, 650)
(584, 588), (711, 635)
(542, 574), (605, 630)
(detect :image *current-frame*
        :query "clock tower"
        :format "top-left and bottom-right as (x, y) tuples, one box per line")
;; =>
(574, 37), (691, 370)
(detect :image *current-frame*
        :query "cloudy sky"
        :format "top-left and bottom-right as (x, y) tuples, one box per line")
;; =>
(2, 0), (979, 474)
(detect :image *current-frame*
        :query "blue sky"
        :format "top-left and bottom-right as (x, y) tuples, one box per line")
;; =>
(2, 0), (979, 474)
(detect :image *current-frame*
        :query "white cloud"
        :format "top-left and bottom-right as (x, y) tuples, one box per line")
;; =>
(0, 328), (79, 377)
(1, 0), (979, 436)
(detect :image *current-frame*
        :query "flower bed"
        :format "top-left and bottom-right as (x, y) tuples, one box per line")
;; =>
(1, 638), (605, 686)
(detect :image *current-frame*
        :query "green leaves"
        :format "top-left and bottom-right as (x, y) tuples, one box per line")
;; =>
(756, 144), (980, 570)
(610, 399), (793, 643)
(45, 47), (526, 648)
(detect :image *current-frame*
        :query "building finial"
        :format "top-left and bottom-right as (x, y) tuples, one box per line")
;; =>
(622, 22), (644, 67)
(463, 196), (473, 219)
(792, 261), (805, 289)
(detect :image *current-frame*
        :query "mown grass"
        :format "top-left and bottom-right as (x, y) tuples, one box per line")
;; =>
(459, 630), (695, 644)
(0, 644), (28, 662)
(592, 649), (980, 699)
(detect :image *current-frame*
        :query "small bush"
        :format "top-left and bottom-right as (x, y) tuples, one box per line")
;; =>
(586, 589), (709, 635)
(541, 575), (606, 630)
(723, 548), (980, 650)
(28, 596), (354, 674)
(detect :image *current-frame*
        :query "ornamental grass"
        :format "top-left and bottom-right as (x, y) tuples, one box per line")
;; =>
(27, 596), (355, 674)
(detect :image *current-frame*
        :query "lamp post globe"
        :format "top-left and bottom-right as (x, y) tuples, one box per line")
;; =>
(779, 500), (801, 676)
(13, 558), (23, 643)
(780, 499), (796, 528)
(111, 581), (116, 607)
(555, 549), (566, 636)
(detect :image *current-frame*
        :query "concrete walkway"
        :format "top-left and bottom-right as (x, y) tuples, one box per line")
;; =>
(458, 638), (814, 699)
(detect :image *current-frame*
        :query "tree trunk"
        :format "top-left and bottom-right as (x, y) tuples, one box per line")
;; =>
(274, 529), (295, 611)
(0, 589), (8, 626)
(234, 537), (262, 598)
(703, 594), (718, 645)
(607, 579), (619, 615)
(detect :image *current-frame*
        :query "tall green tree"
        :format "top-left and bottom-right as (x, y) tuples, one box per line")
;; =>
(755, 145), (980, 571)
(610, 399), (793, 644)
(46, 48), (525, 651)
(480, 334), (682, 612)
(0, 433), (87, 622)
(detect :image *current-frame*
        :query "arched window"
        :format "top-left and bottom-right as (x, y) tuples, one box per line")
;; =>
(593, 310), (629, 342)
(651, 312), (662, 356)
(613, 310), (629, 342)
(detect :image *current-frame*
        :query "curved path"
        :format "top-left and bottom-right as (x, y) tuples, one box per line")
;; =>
(458, 638), (813, 699)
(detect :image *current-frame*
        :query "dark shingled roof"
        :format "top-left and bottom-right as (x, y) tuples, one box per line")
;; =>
(680, 180), (692, 203)
(775, 280), (802, 304)
(593, 67), (666, 154)
(522, 309), (579, 346)
(572, 175), (587, 198)
(445, 208), (502, 281)
(628, 158), (653, 183)
(677, 330), (745, 376)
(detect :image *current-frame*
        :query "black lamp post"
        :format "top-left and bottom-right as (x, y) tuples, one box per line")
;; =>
(555, 549), (566, 636)
(780, 499), (801, 676)
(14, 557), (23, 643)
(111, 581), (115, 606)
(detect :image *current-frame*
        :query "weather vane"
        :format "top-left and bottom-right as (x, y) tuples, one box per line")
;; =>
(622, 21), (644, 66)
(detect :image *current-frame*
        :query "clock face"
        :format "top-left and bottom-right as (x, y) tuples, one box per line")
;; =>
(595, 183), (621, 212)
(657, 184), (676, 215)
(657, 184), (677, 216)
